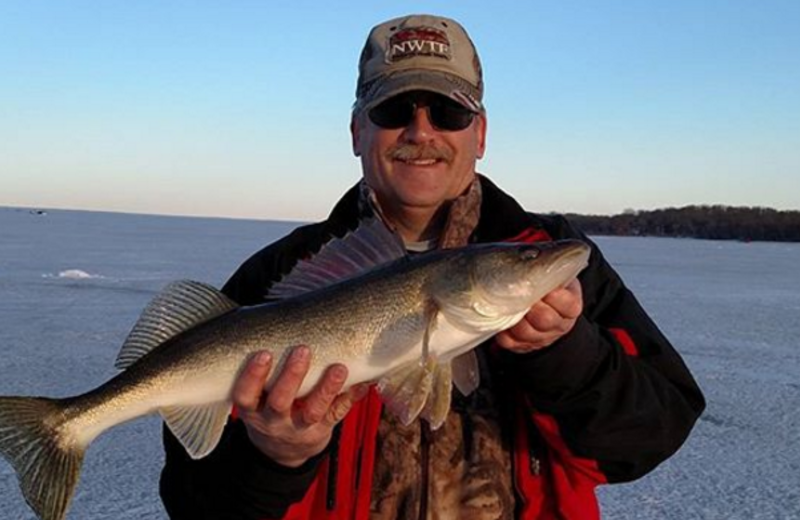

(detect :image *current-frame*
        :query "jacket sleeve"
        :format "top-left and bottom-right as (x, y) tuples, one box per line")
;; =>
(508, 216), (705, 483)
(160, 224), (331, 519)
(160, 420), (326, 519)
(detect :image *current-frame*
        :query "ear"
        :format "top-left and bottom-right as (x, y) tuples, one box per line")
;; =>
(474, 112), (487, 159)
(351, 113), (362, 157)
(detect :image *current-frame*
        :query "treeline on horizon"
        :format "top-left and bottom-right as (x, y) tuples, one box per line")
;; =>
(565, 205), (800, 242)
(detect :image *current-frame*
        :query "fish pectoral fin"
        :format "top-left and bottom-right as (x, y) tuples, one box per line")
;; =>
(452, 351), (480, 396)
(377, 357), (437, 426)
(420, 361), (452, 430)
(422, 300), (440, 361)
(160, 401), (232, 459)
(116, 280), (238, 370)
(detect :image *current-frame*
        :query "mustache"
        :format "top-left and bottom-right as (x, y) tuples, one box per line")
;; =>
(387, 143), (453, 163)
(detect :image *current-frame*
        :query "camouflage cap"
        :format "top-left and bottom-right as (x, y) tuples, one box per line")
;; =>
(354, 14), (484, 115)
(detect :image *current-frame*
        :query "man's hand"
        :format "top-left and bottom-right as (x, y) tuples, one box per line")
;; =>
(495, 278), (583, 354)
(232, 345), (369, 468)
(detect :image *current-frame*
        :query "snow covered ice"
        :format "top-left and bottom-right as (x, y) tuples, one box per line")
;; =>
(1, 207), (799, 519)
(593, 236), (800, 519)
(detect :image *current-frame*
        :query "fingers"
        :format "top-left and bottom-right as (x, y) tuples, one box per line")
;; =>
(300, 364), (348, 424)
(493, 329), (518, 350)
(324, 394), (356, 427)
(266, 345), (312, 414)
(525, 301), (565, 332)
(348, 383), (371, 402)
(235, 345), (367, 429)
(233, 345), (313, 416)
(495, 319), (543, 352)
(322, 383), (370, 427)
(541, 279), (583, 320)
(495, 279), (584, 353)
(233, 351), (272, 412)
(233, 346), (366, 467)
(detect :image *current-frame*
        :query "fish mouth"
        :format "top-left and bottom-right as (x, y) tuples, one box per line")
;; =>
(551, 240), (591, 277)
(527, 240), (591, 280)
(557, 240), (591, 262)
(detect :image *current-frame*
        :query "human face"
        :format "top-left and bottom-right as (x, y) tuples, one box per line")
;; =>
(351, 91), (487, 225)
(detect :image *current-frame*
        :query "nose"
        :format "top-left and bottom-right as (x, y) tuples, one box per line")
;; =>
(402, 106), (436, 142)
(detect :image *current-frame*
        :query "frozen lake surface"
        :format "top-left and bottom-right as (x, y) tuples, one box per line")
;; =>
(1, 207), (798, 519)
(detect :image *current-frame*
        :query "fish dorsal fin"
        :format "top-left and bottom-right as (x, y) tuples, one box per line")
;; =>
(268, 218), (407, 299)
(115, 280), (238, 370)
(160, 401), (232, 459)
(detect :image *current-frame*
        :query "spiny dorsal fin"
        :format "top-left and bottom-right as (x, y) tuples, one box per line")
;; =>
(268, 218), (407, 299)
(115, 280), (238, 370)
(160, 401), (232, 459)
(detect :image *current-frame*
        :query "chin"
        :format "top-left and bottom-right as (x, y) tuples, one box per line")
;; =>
(392, 185), (446, 206)
(397, 198), (449, 213)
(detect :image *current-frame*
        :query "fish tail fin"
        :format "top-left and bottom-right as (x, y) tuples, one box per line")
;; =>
(0, 396), (86, 520)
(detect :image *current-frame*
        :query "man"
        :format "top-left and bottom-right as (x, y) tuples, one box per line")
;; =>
(160, 14), (705, 520)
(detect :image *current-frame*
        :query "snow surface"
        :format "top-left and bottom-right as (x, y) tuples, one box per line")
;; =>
(1, 207), (798, 519)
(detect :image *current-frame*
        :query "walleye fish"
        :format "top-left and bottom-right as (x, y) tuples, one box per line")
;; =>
(0, 220), (590, 520)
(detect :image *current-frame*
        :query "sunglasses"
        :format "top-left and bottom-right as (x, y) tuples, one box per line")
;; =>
(368, 92), (476, 132)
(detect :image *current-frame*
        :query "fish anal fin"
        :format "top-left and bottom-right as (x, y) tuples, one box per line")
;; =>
(377, 357), (436, 426)
(160, 401), (231, 459)
(451, 351), (481, 396)
(115, 280), (238, 370)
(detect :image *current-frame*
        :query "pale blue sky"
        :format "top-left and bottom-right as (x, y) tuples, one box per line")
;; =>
(1, 1), (798, 220)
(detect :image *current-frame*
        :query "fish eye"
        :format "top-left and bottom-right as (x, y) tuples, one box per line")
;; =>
(520, 249), (539, 260)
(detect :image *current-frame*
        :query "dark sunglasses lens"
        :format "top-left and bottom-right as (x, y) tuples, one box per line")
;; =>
(429, 98), (475, 131)
(369, 97), (414, 129)
(368, 93), (475, 131)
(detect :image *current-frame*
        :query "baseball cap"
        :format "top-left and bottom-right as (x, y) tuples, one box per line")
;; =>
(354, 14), (484, 115)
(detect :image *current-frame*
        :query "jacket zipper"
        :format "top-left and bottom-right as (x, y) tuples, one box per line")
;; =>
(418, 421), (431, 520)
(326, 426), (342, 511)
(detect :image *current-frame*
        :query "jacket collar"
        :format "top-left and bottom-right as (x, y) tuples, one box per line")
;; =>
(472, 174), (539, 242)
(322, 174), (538, 244)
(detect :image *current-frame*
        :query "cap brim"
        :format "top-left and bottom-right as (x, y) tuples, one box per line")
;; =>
(357, 70), (483, 114)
